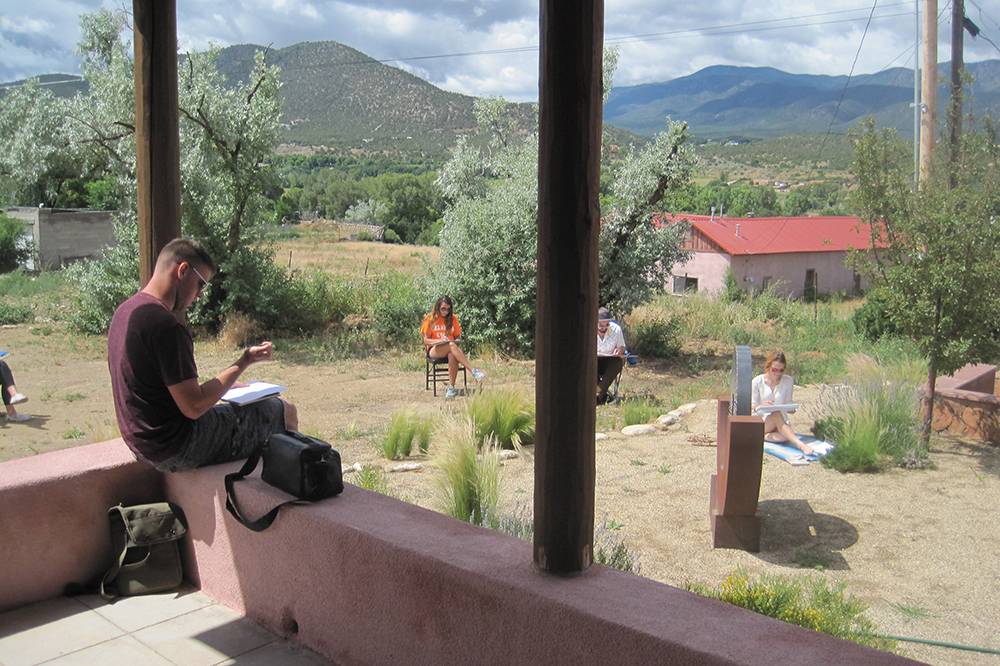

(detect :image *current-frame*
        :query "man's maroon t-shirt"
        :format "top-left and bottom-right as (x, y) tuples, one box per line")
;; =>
(107, 292), (198, 462)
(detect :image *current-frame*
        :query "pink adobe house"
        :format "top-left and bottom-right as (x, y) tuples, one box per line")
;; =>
(663, 214), (880, 299)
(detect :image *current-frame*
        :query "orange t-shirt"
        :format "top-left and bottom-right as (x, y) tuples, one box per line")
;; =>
(420, 314), (461, 348)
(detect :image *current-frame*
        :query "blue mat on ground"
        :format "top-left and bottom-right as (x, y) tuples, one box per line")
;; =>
(763, 435), (834, 466)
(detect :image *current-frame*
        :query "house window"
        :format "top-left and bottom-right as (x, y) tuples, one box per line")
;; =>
(762, 276), (772, 290)
(672, 276), (698, 294)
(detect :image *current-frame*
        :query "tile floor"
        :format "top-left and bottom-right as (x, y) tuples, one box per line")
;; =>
(0, 587), (331, 666)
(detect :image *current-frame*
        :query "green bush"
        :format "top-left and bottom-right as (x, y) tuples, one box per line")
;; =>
(369, 271), (427, 347)
(629, 313), (681, 358)
(353, 465), (391, 495)
(0, 214), (32, 273)
(382, 228), (402, 244)
(66, 226), (141, 334)
(0, 301), (33, 325)
(852, 288), (898, 342)
(436, 418), (500, 525)
(594, 518), (641, 574)
(720, 267), (746, 303)
(688, 569), (896, 652)
(378, 409), (433, 460)
(466, 388), (535, 450)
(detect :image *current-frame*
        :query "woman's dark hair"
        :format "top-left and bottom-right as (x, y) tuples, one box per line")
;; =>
(431, 295), (455, 335)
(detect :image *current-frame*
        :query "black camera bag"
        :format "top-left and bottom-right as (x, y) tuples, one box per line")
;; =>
(225, 431), (343, 531)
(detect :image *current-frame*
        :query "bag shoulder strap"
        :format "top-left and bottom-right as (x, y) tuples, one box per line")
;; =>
(99, 507), (130, 600)
(225, 449), (304, 532)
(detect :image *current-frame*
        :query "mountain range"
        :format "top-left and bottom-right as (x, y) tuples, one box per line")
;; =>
(4, 40), (998, 151)
(605, 61), (1000, 138)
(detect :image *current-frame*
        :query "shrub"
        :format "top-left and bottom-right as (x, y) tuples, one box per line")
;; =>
(466, 388), (535, 450)
(436, 418), (501, 525)
(621, 398), (660, 426)
(379, 409), (433, 460)
(720, 267), (746, 303)
(594, 518), (641, 574)
(628, 312), (681, 358)
(0, 301), (33, 325)
(357, 231), (375, 242)
(369, 271), (427, 347)
(382, 228), (402, 244)
(66, 225), (140, 334)
(852, 288), (898, 342)
(688, 569), (896, 652)
(0, 214), (32, 273)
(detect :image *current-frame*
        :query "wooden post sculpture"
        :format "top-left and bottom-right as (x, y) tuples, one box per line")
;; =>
(710, 346), (765, 551)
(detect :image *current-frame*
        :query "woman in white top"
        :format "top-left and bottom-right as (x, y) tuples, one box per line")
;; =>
(751, 350), (813, 455)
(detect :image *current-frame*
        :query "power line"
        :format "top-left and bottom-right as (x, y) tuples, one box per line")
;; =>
(817, 0), (882, 160)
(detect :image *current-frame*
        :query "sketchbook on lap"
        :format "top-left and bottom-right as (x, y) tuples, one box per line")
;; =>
(754, 403), (799, 415)
(221, 381), (285, 406)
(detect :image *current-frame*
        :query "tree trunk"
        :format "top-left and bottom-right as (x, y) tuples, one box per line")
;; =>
(922, 364), (937, 447)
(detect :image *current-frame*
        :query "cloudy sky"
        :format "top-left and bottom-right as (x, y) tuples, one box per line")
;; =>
(3, 0), (999, 99)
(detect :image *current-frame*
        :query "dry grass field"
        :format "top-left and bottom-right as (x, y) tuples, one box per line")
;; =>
(1, 236), (997, 664)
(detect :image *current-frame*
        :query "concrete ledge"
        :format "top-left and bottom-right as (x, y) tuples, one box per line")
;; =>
(166, 462), (913, 665)
(0, 440), (163, 611)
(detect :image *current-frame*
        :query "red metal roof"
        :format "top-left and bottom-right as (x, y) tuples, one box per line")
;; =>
(660, 213), (880, 256)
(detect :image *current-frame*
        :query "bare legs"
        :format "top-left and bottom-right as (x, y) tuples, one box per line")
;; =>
(429, 342), (474, 386)
(763, 411), (813, 455)
(281, 399), (299, 431)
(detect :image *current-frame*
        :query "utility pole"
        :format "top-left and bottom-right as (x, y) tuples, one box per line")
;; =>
(912, 0), (921, 186)
(919, 0), (938, 186)
(949, 0), (964, 185)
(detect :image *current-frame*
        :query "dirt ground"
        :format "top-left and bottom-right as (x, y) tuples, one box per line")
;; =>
(2, 322), (998, 665)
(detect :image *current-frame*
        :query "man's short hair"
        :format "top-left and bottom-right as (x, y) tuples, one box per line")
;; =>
(158, 238), (217, 274)
(597, 306), (612, 321)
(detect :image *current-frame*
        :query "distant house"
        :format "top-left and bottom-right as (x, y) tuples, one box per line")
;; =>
(662, 213), (880, 299)
(3, 207), (116, 270)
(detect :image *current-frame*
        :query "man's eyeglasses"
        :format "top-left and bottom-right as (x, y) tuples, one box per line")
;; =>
(190, 264), (210, 293)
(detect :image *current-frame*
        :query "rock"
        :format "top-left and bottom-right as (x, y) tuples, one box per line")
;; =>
(343, 462), (363, 475)
(657, 414), (679, 427)
(677, 402), (698, 415)
(595, 432), (608, 441)
(498, 450), (519, 460)
(622, 424), (658, 436)
(389, 462), (423, 473)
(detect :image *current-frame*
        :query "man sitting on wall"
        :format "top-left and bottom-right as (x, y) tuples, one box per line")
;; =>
(596, 306), (626, 405)
(107, 238), (297, 471)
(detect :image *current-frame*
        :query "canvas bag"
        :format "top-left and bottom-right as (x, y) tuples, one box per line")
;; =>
(100, 502), (187, 600)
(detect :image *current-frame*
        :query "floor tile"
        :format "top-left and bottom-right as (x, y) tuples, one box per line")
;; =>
(0, 597), (123, 666)
(76, 585), (215, 633)
(44, 635), (174, 666)
(217, 640), (333, 665)
(132, 604), (275, 666)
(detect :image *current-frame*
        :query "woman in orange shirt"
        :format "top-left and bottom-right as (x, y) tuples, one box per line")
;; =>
(420, 296), (485, 398)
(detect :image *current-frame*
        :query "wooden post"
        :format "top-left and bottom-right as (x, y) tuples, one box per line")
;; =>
(919, 0), (938, 186)
(133, 0), (181, 285)
(533, 0), (604, 574)
(948, 0), (964, 184)
(709, 399), (765, 551)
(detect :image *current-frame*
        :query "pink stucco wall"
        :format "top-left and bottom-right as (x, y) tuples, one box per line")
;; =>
(0, 442), (916, 665)
(672, 251), (868, 298)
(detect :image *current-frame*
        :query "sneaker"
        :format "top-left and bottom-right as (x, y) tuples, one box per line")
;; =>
(5, 413), (31, 422)
(445, 386), (459, 399)
(471, 368), (486, 382)
(10, 393), (27, 405)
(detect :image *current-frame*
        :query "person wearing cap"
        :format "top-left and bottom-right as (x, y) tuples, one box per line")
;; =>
(596, 306), (626, 405)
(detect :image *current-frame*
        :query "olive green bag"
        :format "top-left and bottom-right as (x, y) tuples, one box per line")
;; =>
(99, 502), (187, 600)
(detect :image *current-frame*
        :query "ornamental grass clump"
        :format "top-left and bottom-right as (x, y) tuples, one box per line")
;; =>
(621, 398), (660, 426)
(379, 409), (433, 459)
(812, 354), (924, 472)
(687, 569), (897, 652)
(436, 417), (500, 526)
(353, 465), (391, 495)
(466, 387), (534, 450)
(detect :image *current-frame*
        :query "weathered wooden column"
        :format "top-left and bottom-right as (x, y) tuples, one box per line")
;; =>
(133, 0), (181, 285)
(533, 0), (604, 574)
